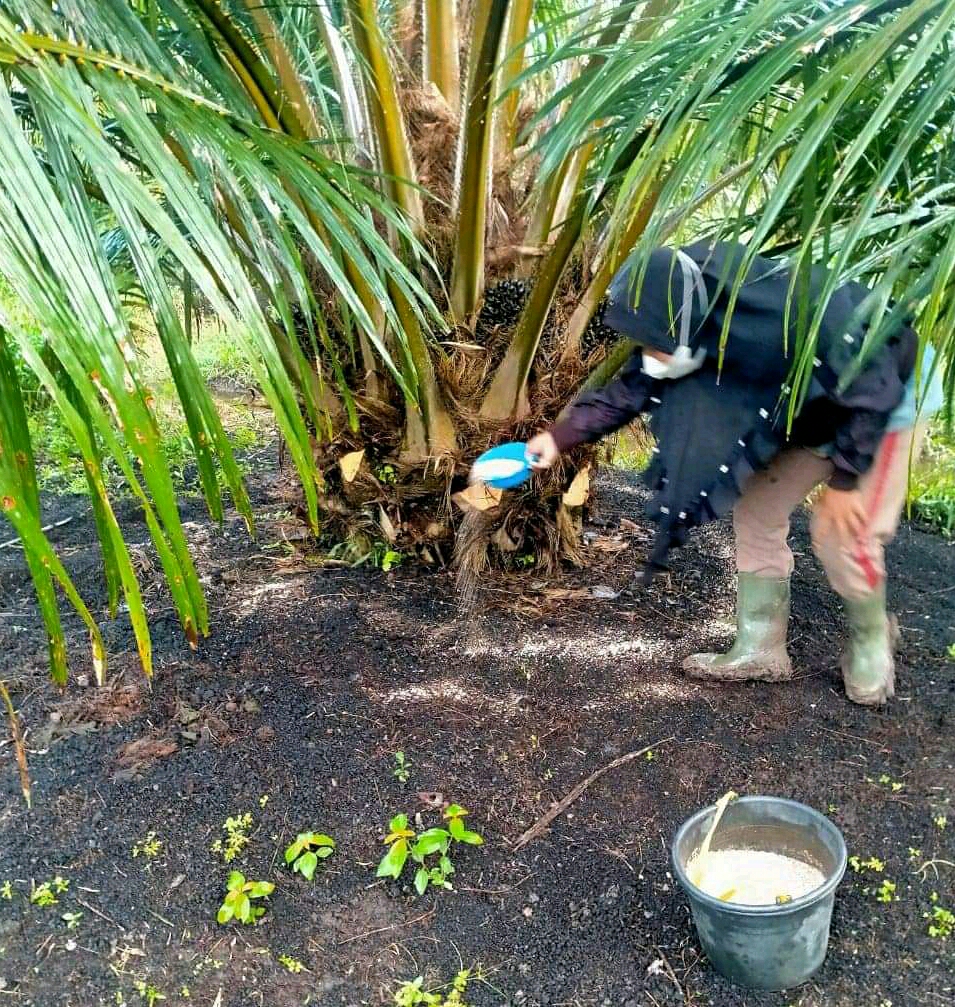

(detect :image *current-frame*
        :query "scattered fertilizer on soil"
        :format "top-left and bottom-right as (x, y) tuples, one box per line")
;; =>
(688, 848), (826, 905)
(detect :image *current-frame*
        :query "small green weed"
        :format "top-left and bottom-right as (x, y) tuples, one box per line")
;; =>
(908, 847), (922, 860)
(378, 805), (484, 895)
(876, 774), (904, 793)
(393, 751), (412, 785)
(284, 832), (336, 880)
(30, 877), (69, 907)
(934, 814), (948, 830)
(875, 879), (898, 903)
(394, 969), (475, 1006)
(216, 871), (274, 925)
(278, 954), (305, 974)
(1, 881), (13, 900)
(848, 855), (885, 874)
(132, 832), (162, 859)
(211, 813), (254, 862)
(375, 463), (398, 485)
(258, 794), (269, 808)
(947, 642), (955, 661)
(925, 893), (953, 939)
(61, 911), (84, 930)
(373, 543), (404, 572)
(133, 980), (166, 1006)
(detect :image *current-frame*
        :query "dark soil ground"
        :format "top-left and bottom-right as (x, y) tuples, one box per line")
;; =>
(1, 460), (953, 1007)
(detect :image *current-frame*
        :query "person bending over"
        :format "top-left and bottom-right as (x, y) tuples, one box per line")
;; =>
(527, 241), (943, 706)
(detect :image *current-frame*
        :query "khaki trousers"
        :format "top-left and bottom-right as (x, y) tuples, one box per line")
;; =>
(734, 427), (926, 601)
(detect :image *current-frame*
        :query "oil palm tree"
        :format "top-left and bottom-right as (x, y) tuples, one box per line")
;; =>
(0, 0), (953, 684)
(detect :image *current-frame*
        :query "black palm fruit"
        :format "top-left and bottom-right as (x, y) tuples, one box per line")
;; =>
(477, 279), (529, 336)
(579, 298), (617, 358)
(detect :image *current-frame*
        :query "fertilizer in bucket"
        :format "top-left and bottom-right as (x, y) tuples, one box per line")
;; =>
(686, 790), (825, 906)
(672, 793), (847, 991)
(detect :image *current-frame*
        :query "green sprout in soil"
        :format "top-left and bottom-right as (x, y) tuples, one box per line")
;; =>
(925, 892), (954, 939)
(374, 545), (404, 572)
(849, 855), (885, 874)
(259, 795), (269, 808)
(211, 813), (254, 863)
(61, 911), (83, 930)
(376, 463), (398, 485)
(133, 980), (166, 1006)
(217, 871), (274, 925)
(393, 751), (412, 785)
(378, 805), (484, 895)
(934, 815), (948, 831)
(876, 774), (904, 792)
(645, 749), (656, 762)
(1, 881), (13, 900)
(908, 847), (922, 860)
(947, 642), (955, 661)
(278, 954), (305, 974)
(30, 876), (69, 907)
(132, 832), (162, 859)
(394, 970), (475, 1007)
(284, 832), (336, 880)
(875, 879), (898, 903)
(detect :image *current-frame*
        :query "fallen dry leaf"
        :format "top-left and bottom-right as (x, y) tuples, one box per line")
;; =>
(452, 482), (502, 513)
(339, 450), (365, 483)
(590, 536), (629, 553)
(379, 505), (398, 543)
(562, 467), (591, 507)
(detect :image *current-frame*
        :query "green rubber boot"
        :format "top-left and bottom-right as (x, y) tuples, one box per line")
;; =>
(683, 573), (793, 682)
(841, 587), (898, 706)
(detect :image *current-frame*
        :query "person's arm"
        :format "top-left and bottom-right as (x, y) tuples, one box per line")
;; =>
(549, 352), (654, 452)
(813, 334), (914, 539)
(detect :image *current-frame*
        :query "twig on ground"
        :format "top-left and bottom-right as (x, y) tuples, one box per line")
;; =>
(511, 737), (676, 850)
(0, 680), (30, 808)
(77, 898), (123, 931)
(458, 872), (532, 896)
(916, 858), (955, 881)
(0, 516), (74, 550)
(336, 905), (436, 946)
(653, 948), (686, 1002)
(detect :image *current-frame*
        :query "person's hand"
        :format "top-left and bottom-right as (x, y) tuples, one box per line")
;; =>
(814, 487), (868, 542)
(525, 431), (559, 470)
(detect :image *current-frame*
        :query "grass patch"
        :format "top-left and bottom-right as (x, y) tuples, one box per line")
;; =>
(3, 280), (271, 495)
(610, 423), (654, 472)
(909, 426), (955, 536)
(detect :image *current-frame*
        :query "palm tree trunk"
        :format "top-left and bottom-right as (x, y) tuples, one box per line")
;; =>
(449, 0), (512, 322)
(496, 0), (534, 163)
(345, 0), (426, 235)
(422, 0), (461, 112)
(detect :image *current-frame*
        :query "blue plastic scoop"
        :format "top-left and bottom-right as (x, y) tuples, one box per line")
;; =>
(469, 441), (536, 490)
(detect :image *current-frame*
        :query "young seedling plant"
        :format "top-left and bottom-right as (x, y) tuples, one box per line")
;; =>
(217, 871), (274, 925)
(378, 804), (483, 895)
(393, 751), (412, 785)
(284, 832), (335, 881)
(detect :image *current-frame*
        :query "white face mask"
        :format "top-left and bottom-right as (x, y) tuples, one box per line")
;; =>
(641, 344), (707, 380)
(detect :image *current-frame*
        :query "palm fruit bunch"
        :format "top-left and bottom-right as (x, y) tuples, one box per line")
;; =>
(477, 279), (529, 333)
(579, 298), (617, 358)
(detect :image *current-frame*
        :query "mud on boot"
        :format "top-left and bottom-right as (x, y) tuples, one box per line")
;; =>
(841, 588), (899, 706)
(683, 573), (793, 682)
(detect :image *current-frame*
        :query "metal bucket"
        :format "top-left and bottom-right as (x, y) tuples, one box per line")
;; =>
(671, 796), (847, 991)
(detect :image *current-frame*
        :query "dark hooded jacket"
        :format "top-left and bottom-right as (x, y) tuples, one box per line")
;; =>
(550, 241), (918, 575)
